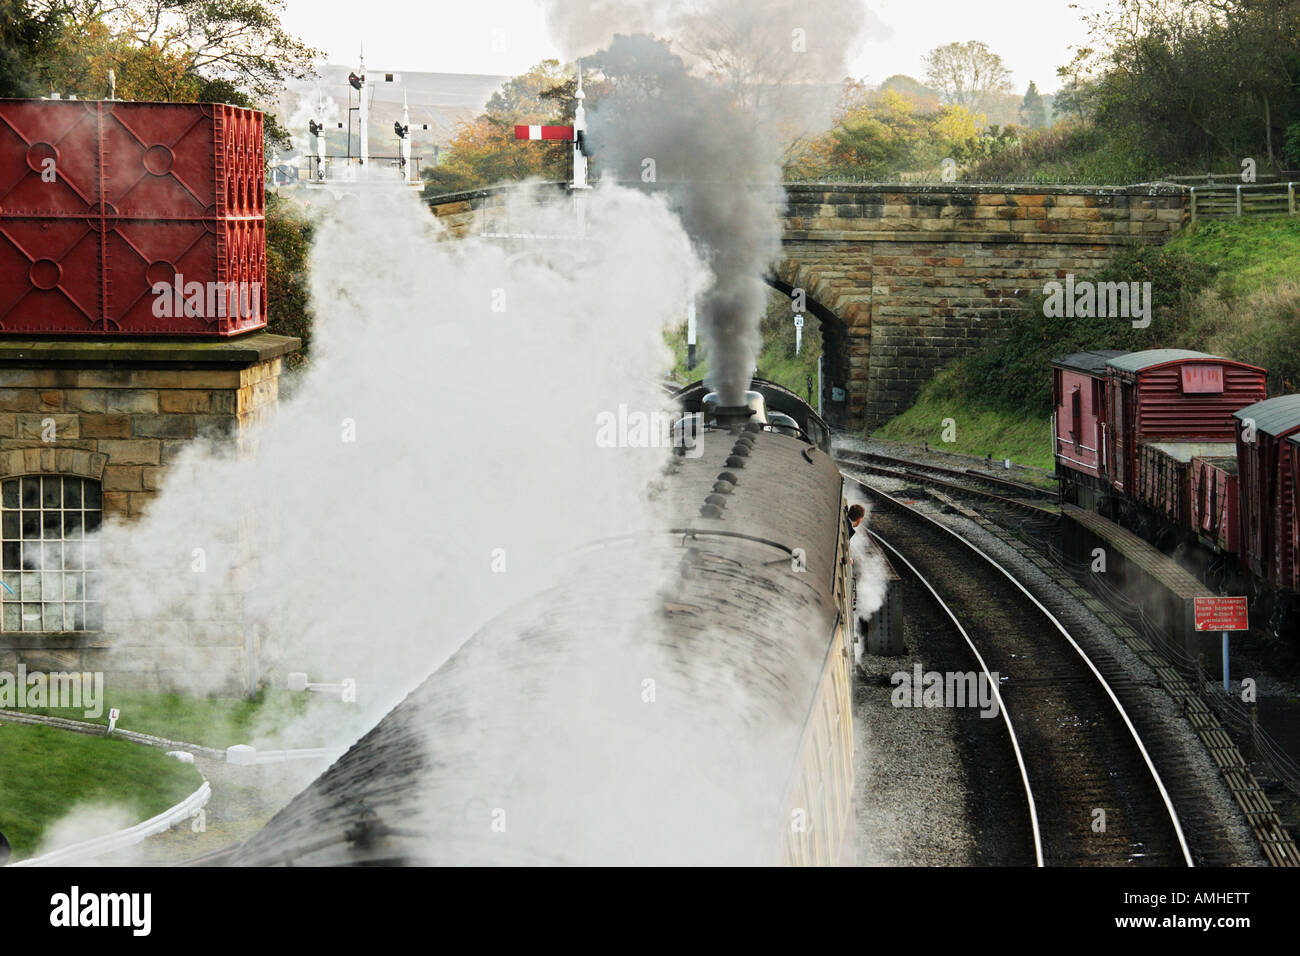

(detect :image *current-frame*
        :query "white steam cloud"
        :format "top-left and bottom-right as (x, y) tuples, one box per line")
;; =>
(96, 175), (709, 749)
(27, 803), (142, 865)
(852, 529), (889, 621)
(537, 0), (868, 406)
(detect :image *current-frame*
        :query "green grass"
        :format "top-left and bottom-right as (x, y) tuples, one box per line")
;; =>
(872, 367), (1055, 471)
(1165, 217), (1300, 295)
(0, 722), (202, 860)
(18, 686), (345, 750)
(872, 216), (1300, 459)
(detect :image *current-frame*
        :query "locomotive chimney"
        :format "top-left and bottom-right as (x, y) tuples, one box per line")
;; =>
(711, 405), (757, 428)
(702, 389), (767, 429)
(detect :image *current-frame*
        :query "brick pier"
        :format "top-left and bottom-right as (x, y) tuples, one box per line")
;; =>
(0, 333), (298, 692)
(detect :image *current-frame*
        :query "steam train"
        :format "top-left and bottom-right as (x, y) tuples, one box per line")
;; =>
(228, 379), (857, 866)
(1052, 348), (1300, 632)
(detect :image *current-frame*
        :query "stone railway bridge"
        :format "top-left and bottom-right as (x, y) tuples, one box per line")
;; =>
(427, 182), (1188, 430)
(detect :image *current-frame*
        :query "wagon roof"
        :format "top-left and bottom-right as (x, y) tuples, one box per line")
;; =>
(1051, 350), (1127, 375)
(1106, 348), (1260, 374)
(1233, 394), (1300, 437)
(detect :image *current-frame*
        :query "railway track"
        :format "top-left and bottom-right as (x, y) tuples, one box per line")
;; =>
(835, 448), (1058, 520)
(836, 448), (1056, 496)
(839, 446), (1292, 865)
(851, 475), (1194, 866)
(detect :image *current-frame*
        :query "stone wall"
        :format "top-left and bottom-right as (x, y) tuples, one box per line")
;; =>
(775, 184), (1188, 429)
(0, 334), (298, 693)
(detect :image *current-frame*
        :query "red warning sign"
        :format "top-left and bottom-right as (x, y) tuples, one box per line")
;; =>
(1194, 596), (1248, 632)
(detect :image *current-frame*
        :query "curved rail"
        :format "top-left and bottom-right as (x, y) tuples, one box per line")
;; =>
(836, 453), (1058, 519)
(865, 527), (1045, 866)
(851, 475), (1195, 867)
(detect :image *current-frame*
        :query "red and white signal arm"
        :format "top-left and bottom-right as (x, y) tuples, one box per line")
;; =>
(514, 125), (574, 141)
(1193, 596), (1248, 631)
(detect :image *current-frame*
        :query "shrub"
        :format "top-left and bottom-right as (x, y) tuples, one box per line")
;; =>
(264, 191), (314, 369)
(962, 243), (1210, 413)
(965, 122), (1164, 184)
(1285, 122), (1300, 169)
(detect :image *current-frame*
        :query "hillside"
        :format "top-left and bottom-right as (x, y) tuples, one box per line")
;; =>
(873, 216), (1300, 468)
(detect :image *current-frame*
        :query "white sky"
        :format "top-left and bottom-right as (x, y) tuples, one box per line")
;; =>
(281, 0), (1105, 94)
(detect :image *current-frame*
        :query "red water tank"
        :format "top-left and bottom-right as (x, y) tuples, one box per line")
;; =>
(0, 99), (267, 336)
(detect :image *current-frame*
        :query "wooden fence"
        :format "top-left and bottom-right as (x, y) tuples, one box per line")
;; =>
(1188, 181), (1298, 221)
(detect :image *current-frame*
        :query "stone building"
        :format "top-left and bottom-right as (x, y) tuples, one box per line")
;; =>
(0, 334), (298, 692)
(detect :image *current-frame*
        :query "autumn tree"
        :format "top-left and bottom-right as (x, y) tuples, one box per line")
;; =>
(786, 88), (984, 181)
(879, 74), (941, 111)
(1068, 0), (1300, 171)
(422, 59), (576, 194)
(0, 0), (64, 96)
(38, 0), (319, 101)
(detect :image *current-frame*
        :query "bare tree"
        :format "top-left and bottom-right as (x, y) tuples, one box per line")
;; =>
(923, 40), (1014, 118)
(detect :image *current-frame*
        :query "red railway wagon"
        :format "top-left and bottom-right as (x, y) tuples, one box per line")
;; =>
(1052, 350), (1125, 482)
(1137, 441), (1237, 528)
(1105, 350), (1267, 496)
(0, 99), (266, 336)
(1190, 455), (1240, 555)
(1291, 434), (1300, 591)
(1233, 395), (1300, 593)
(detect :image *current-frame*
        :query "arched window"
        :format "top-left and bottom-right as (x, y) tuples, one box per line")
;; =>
(1, 476), (102, 632)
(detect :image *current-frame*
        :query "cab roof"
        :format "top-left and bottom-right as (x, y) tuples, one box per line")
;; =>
(1052, 350), (1127, 375)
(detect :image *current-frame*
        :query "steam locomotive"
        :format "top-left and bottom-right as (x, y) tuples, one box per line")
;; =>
(228, 379), (857, 865)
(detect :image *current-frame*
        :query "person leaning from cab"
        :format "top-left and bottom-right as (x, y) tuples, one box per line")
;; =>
(845, 503), (865, 541)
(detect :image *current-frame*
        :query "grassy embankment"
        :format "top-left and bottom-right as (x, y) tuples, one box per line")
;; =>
(873, 217), (1300, 469)
(16, 685), (355, 750)
(0, 722), (203, 860)
(2, 685), (367, 860)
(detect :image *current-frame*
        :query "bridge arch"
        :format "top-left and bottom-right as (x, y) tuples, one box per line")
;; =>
(762, 273), (853, 430)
